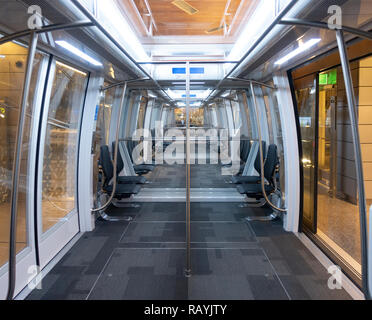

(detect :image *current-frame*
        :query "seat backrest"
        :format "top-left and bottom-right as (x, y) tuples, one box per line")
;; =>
(254, 141), (267, 174)
(241, 140), (250, 163)
(100, 145), (113, 186)
(112, 142), (124, 173)
(127, 140), (135, 162)
(264, 144), (279, 184)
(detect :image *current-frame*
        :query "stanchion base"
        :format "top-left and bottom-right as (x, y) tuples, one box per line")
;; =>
(99, 213), (134, 222)
(184, 269), (192, 278)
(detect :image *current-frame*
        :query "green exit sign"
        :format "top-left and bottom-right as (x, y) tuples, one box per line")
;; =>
(319, 69), (337, 85)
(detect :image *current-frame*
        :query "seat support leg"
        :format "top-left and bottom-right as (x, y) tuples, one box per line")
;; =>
(112, 200), (140, 208)
(99, 212), (134, 222)
(239, 198), (266, 208)
(245, 193), (282, 222)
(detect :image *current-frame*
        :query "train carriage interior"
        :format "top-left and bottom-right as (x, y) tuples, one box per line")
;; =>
(1, 0), (372, 302)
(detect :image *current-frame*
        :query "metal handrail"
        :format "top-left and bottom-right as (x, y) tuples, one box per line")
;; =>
(279, 18), (372, 41)
(0, 21), (94, 45)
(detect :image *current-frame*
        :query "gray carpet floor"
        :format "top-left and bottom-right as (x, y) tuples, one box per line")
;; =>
(26, 201), (352, 300)
(146, 164), (236, 188)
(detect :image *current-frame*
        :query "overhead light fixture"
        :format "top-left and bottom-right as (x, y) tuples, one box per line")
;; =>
(275, 39), (321, 65)
(172, 0), (199, 15)
(56, 40), (103, 66)
(228, 0), (276, 61)
(96, 0), (150, 63)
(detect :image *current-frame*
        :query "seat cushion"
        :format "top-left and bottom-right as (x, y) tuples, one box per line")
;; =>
(104, 184), (141, 195)
(134, 165), (155, 172)
(237, 183), (274, 195)
(231, 176), (261, 184)
(117, 176), (147, 184)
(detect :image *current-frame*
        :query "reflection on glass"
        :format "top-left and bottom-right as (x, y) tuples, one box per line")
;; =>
(92, 83), (115, 206)
(0, 41), (42, 267)
(41, 61), (87, 233)
(137, 96), (148, 130)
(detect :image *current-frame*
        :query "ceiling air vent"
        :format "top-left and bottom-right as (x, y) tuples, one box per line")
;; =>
(172, 0), (199, 15)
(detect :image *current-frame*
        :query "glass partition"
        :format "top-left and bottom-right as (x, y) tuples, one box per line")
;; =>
(262, 85), (286, 198)
(41, 61), (88, 233)
(92, 83), (116, 207)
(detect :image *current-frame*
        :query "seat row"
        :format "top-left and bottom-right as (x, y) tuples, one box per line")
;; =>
(232, 141), (280, 203)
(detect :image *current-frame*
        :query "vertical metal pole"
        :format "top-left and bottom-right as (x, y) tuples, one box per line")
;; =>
(336, 29), (370, 299)
(7, 32), (38, 300)
(185, 62), (191, 277)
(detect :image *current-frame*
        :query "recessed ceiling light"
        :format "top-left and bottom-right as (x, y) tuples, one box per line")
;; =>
(172, 0), (199, 15)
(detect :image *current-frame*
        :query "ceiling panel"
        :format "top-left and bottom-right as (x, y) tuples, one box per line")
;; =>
(119, 0), (258, 38)
(148, 0), (229, 36)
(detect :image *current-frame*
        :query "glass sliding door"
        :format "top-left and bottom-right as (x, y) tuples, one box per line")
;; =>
(291, 60), (369, 285)
(0, 39), (47, 298)
(37, 59), (88, 267)
(316, 67), (362, 276)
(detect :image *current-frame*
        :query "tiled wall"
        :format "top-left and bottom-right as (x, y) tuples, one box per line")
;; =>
(335, 56), (372, 204)
(358, 56), (372, 202)
(336, 62), (359, 204)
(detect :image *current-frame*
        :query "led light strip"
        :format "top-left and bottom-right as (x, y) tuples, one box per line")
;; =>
(56, 61), (88, 76)
(56, 40), (103, 66)
(275, 38), (321, 65)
